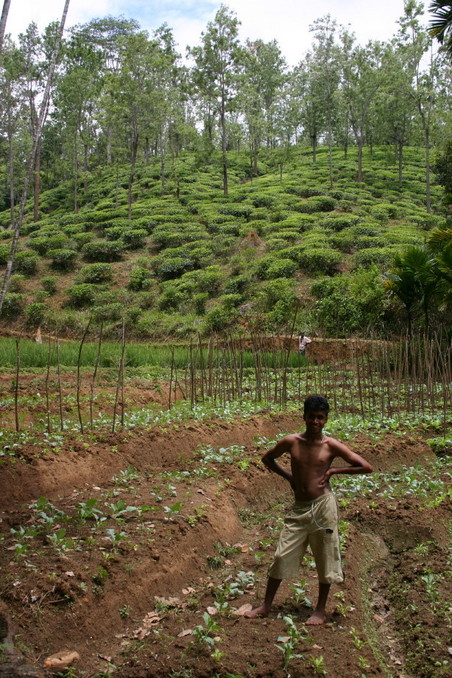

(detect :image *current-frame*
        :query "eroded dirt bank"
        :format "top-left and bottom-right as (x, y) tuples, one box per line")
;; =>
(0, 416), (450, 678)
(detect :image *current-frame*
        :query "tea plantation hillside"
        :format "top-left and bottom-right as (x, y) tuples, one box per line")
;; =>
(0, 146), (447, 339)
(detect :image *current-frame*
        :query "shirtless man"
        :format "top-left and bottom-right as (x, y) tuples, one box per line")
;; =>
(245, 394), (373, 625)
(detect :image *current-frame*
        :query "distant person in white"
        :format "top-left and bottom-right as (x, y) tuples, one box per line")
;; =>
(298, 332), (312, 355)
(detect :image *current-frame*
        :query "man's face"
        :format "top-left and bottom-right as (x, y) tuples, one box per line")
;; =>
(303, 409), (328, 433)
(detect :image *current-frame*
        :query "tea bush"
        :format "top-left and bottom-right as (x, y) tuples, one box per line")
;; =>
(14, 250), (39, 275)
(48, 248), (77, 271)
(41, 276), (58, 294)
(67, 283), (98, 307)
(82, 240), (123, 262)
(25, 302), (48, 328)
(121, 228), (147, 250)
(312, 266), (388, 336)
(128, 266), (153, 291)
(77, 263), (114, 284)
(2, 293), (25, 318)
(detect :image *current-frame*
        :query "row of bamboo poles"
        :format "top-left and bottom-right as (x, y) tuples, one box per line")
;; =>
(9, 329), (451, 435)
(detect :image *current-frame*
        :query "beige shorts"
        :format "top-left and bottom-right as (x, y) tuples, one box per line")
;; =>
(268, 493), (343, 585)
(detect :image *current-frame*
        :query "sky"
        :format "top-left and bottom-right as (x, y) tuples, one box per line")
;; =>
(5, 0), (430, 66)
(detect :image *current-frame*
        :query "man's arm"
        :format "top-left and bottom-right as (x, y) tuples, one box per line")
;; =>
(321, 439), (373, 484)
(261, 437), (294, 486)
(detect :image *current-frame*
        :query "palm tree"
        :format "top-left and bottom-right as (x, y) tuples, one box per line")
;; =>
(386, 246), (439, 335)
(429, 2), (452, 57)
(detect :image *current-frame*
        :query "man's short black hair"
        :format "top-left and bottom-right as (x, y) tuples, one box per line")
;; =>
(303, 395), (329, 415)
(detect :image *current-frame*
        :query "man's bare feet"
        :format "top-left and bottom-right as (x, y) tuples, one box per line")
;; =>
(244, 606), (269, 619)
(305, 610), (326, 625)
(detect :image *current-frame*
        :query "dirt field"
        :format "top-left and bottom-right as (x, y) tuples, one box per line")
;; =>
(0, 390), (450, 678)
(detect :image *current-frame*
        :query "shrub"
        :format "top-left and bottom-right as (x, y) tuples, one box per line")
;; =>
(67, 283), (98, 307)
(9, 274), (24, 292)
(28, 233), (70, 255)
(41, 276), (58, 294)
(193, 292), (208, 314)
(128, 266), (153, 291)
(104, 226), (126, 241)
(47, 248), (77, 271)
(296, 248), (342, 275)
(72, 232), (95, 250)
(202, 303), (238, 334)
(262, 257), (298, 280)
(321, 215), (360, 231)
(82, 240), (123, 262)
(224, 275), (250, 295)
(0, 243), (11, 264)
(351, 247), (397, 269)
(14, 250), (39, 275)
(218, 204), (253, 220)
(25, 302), (48, 328)
(1, 293), (25, 318)
(156, 256), (194, 280)
(121, 228), (147, 250)
(78, 263), (114, 284)
(180, 267), (222, 296)
(257, 278), (297, 311)
(158, 286), (185, 311)
(92, 303), (123, 323)
(312, 267), (388, 336)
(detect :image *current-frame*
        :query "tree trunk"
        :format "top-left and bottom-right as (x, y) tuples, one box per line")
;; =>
(220, 98), (228, 196)
(357, 138), (364, 182)
(398, 140), (403, 186)
(0, 0), (11, 55)
(33, 137), (41, 221)
(7, 112), (14, 229)
(0, 0), (71, 315)
(73, 130), (79, 214)
(127, 131), (139, 220)
(424, 126), (431, 214)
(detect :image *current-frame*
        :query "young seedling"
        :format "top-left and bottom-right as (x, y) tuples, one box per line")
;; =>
(309, 654), (328, 675)
(350, 627), (366, 650)
(193, 612), (221, 650)
(275, 615), (304, 676)
(290, 579), (312, 607)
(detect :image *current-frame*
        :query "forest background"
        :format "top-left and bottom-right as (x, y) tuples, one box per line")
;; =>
(0, 0), (451, 341)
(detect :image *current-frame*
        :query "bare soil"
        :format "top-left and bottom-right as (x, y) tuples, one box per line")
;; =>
(0, 394), (450, 678)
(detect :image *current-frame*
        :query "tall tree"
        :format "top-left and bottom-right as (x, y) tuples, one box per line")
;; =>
(397, 0), (444, 212)
(240, 38), (286, 173)
(189, 5), (243, 196)
(309, 15), (341, 186)
(0, 0), (71, 316)
(339, 31), (385, 181)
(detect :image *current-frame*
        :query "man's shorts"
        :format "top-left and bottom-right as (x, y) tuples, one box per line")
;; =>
(268, 493), (343, 585)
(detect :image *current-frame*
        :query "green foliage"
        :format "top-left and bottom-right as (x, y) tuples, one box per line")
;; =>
(82, 240), (123, 262)
(1, 293), (25, 318)
(203, 303), (238, 334)
(312, 266), (388, 336)
(67, 283), (98, 308)
(47, 248), (78, 271)
(41, 276), (58, 295)
(9, 275), (24, 292)
(14, 251), (39, 275)
(128, 266), (153, 291)
(77, 263), (114, 284)
(121, 228), (148, 249)
(0, 243), (11, 264)
(256, 256), (298, 280)
(25, 302), (48, 328)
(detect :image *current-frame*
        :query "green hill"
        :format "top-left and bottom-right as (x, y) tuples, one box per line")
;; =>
(0, 146), (447, 339)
